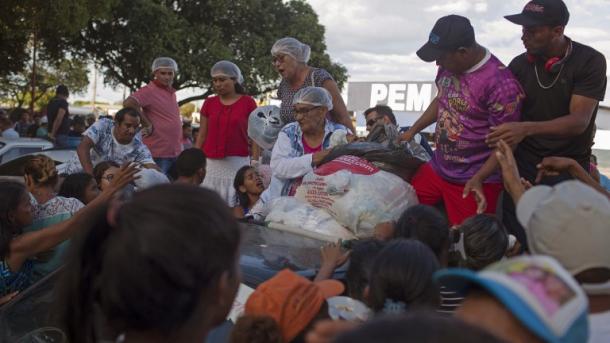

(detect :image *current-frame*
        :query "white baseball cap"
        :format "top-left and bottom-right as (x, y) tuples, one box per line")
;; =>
(517, 180), (610, 275)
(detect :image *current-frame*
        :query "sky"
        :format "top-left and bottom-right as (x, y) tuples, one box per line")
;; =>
(78, 0), (610, 106)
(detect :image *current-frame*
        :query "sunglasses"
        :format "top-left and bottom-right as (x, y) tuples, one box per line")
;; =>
(366, 117), (384, 127)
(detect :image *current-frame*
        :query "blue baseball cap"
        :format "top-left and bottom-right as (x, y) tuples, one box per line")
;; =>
(435, 255), (589, 343)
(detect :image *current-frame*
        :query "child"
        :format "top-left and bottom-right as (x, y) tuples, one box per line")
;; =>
(232, 166), (265, 218)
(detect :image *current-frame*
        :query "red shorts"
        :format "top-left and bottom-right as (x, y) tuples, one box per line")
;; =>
(411, 163), (503, 226)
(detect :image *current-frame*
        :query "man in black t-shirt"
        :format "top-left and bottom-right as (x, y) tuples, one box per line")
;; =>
(47, 85), (73, 147)
(485, 0), (607, 246)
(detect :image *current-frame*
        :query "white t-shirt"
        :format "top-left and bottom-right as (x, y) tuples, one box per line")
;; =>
(58, 118), (154, 174)
(1, 127), (19, 139)
(589, 310), (610, 343)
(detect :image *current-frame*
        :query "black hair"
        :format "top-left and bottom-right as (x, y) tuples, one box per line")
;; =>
(393, 205), (449, 261)
(363, 105), (397, 125)
(345, 239), (386, 302)
(58, 184), (241, 343)
(233, 165), (255, 210)
(176, 148), (207, 177)
(9, 107), (28, 123)
(234, 81), (247, 95)
(230, 315), (282, 343)
(450, 214), (508, 271)
(58, 173), (95, 204)
(334, 311), (506, 343)
(368, 239), (440, 313)
(114, 107), (140, 124)
(0, 182), (28, 260)
(56, 84), (69, 96)
(72, 115), (86, 127)
(93, 161), (120, 187)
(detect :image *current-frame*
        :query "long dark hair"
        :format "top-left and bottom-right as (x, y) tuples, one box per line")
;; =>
(58, 173), (94, 204)
(233, 165), (254, 210)
(58, 184), (241, 343)
(0, 182), (27, 260)
(450, 214), (508, 271)
(368, 239), (440, 313)
(345, 239), (386, 302)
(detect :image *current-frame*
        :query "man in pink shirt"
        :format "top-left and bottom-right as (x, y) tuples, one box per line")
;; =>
(124, 57), (183, 174)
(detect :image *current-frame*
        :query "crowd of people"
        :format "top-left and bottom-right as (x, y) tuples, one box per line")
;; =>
(0, 0), (609, 342)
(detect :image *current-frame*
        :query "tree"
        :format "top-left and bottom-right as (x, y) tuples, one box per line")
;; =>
(0, 0), (117, 77)
(0, 58), (89, 110)
(69, 0), (347, 105)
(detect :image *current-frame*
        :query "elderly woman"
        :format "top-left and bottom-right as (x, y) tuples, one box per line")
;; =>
(271, 37), (355, 133)
(195, 61), (257, 206)
(258, 87), (348, 205)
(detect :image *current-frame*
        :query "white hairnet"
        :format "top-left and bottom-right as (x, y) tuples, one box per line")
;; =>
(151, 57), (178, 73)
(210, 60), (244, 84)
(293, 87), (333, 111)
(271, 37), (311, 63)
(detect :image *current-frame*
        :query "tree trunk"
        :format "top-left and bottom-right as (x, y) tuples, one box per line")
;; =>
(30, 32), (37, 114)
(178, 89), (214, 106)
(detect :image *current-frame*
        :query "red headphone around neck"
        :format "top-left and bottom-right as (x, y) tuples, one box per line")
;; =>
(526, 39), (573, 74)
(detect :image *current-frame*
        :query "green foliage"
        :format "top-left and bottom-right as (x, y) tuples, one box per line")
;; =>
(0, 58), (89, 110)
(71, 0), (347, 103)
(0, 0), (117, 77)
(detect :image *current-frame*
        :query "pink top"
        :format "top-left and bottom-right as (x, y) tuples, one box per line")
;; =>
(130, 81), (182, 158)
(302, 137), (322, 154)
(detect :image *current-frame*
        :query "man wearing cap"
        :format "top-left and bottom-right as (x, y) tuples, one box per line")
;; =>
(438, 255), (590, 343)
(401, 15), (524, 225)
(496, 141), (610, 343)
(486, 0), (607, 246)
(124, 57), (183, 175)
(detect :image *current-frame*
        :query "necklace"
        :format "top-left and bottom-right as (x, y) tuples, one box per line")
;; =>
(534, 63), (564, 89)
(534, 39), (572, 90)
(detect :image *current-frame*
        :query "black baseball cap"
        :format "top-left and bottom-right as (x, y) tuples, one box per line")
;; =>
(416, 15), (476, 63)
(505, 0), (569, 26)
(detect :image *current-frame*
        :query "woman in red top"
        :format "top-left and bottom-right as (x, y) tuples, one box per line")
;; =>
(195, 61), (257, 206)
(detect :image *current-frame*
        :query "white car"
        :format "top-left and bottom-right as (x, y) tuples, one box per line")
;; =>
(0, 138), (76, 181)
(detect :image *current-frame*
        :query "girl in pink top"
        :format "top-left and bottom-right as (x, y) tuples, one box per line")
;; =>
(195, 61), (257, 206)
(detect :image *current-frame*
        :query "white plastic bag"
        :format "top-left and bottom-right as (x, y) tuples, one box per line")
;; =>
(134, 168), (170, 190)
(266, 197), (356, 242)
(295, 155), (418, 237)
(247, 105), (283, 150)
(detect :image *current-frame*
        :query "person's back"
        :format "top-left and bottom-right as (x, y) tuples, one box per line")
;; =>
(46, 85), (72, 146)
(58, 185), (242, 343)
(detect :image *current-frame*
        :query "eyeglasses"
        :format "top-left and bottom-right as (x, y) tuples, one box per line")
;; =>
(294, 106), (321, 115)
(271, 55), (287, 65)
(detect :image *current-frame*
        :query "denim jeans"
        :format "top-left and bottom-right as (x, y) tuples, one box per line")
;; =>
(153, 157), (177, 175)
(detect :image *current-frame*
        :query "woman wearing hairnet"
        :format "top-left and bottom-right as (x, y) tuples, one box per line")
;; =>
(271, 37), (355, 133)
(195, 61), (257, 206)
(255, 86), (348, 206)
